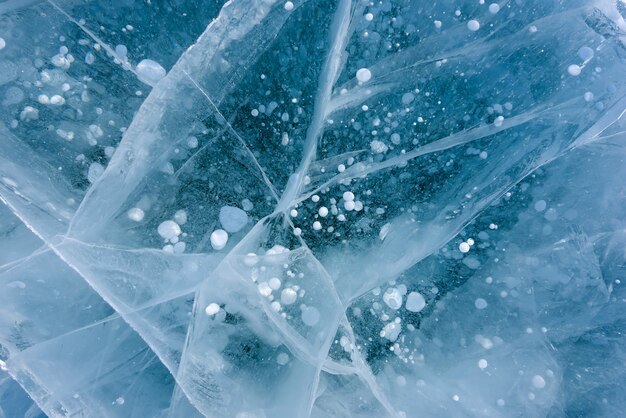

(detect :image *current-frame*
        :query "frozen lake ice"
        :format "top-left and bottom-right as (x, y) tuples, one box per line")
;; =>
(1, 0), (626, 417)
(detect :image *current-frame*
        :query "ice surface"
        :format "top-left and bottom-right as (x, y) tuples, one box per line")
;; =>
(1, 0), (626, 416)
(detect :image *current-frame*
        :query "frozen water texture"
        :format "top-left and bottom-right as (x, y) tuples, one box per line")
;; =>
(1, 0), (626, 417)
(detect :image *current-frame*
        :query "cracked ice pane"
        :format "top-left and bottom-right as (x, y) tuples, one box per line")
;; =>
(1, 0), (626, 417)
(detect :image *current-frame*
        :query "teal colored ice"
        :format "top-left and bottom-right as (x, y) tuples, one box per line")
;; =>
(1, 1), (626, 417)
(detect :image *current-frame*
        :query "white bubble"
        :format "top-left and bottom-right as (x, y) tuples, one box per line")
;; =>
(405, 292), (426, 312)
(186, 136), (198, 148)
(277, 352), (290, 365)
(401, 92), (415, 105)
(219, 206), (249, 233)
(370, 140), (388, 154)
(383, 288), (403, 310)
(174, 209), (188, 225)
(488, 3), (500, 14)
(243, 253), (258, 267)
(381, 321), (402, 341)
(467, 20), (480, 31)
(87, 162), (105, 184)
(567, 64), (581, 76)
(205, 303), (220, 316)
(158, 220), (181, 240)
(136, 59), (166, 86)
(20, 106), (38, 121)
(268, 277), (282, 290)
(301, 306), (320, 326)
(534, 200), (547, 212)
(532, 375), (546, 389)
(281, 288), (297, 305)
(356, 67), (372, 83)
(50, 95), (65, 106)
(127, 207), (145, 222)
(283, 1), (294, 11)
(459, 242), (470, 253)
(474, 298), (488, 309)
(173, 241), (186, 253)
(578, 46), (594, 61)
(478, 359), (488, 369)
(258, 282), (272, 297)
(241, 198), (254, 211)
(0, 38), (5, 50)
(210, 229), (229, 250)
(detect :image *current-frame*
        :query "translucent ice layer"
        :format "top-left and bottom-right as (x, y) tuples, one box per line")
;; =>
(1, 0), (626, 417)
